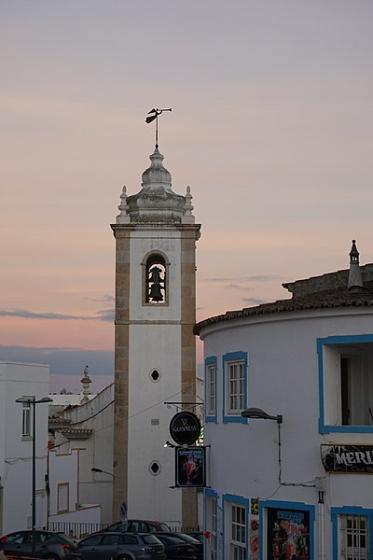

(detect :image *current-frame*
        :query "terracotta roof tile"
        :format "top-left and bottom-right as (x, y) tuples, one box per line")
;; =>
(194, 287), (373, 335)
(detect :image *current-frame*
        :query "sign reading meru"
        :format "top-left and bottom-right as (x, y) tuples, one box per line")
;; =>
(321, 444), (373, 473)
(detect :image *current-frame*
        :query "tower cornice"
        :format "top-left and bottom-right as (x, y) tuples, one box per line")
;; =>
(111, 222), (201, 240)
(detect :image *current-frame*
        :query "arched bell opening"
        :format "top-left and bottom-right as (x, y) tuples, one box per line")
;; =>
(142, 252), (169, 305)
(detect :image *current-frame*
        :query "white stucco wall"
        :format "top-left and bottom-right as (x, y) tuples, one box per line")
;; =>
(48, 505), (101, 524)
(48, 450), (101, 529)
(49, 450), (78, 515)
(126, 231), (183, 523)
(200, 308), (373, 559)
(53, 384), (114, 523)
(0, 362), (49, 534)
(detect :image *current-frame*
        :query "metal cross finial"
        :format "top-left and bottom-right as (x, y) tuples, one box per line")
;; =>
(145, 108), (172, 148)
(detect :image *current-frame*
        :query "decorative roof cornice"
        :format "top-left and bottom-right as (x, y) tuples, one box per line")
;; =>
(60, 427), (93, 440)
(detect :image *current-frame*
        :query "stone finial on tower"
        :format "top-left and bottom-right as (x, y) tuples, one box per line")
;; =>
(80, 365), (92, 404)
(348, 239), (363, 291)
(116, 185), (130, 224)
(182, 185), (195, 224)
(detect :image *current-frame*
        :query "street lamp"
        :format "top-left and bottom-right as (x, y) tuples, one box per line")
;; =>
(241, 407), (283, 484)
(91, 467), (114, 478)
(241, 407), (282, 424)
(16, 396), (52, 553)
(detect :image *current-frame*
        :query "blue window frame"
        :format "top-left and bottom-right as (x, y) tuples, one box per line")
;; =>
(205, 356), (217, 423)
(223, 493), (249, 560)
(223, 351), (248, 424)
(331, 506), (373, 560)
(318, 334), (373, 433)
(259, 500), (315, 560)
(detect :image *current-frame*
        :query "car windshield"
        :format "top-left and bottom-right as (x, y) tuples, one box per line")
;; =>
(178, 534), (200, 544)
(142, 535), (162, 545)
(46, 534), (75, 545)
(79, 535), (102, 546)
(4, 533), (25, 544)
(108, 522), (125, 531)
(157, 535), (186, 545)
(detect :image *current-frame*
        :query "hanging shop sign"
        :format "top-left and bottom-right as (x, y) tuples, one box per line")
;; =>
(169, 411), (201, 445)
(175, 446), (206, 488)
(321, 444), (373, 473)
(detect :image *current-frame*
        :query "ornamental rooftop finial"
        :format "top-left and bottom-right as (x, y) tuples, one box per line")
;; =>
(145, 107), (172, 149)
(114, 110), (196, 224)
(348, 239), (363, 291)
(116, 149), (195, 224)
(80, 365), (92, 404)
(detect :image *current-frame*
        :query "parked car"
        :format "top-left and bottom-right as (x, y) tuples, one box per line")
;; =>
(184, 532), (204, 543)
(167, 534), (202, 560)
(152, 533), (198, 560)
(0, 530), (79, 560)
(77, 532), (166, 560)
(0, 542), (6, 560)
(101, 520), (170, 534)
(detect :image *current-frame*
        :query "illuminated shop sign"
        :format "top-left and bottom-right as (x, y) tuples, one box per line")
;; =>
(175, 446), (206, 488)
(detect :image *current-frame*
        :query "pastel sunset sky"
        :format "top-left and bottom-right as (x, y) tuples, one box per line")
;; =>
(1, 1), (373, 391)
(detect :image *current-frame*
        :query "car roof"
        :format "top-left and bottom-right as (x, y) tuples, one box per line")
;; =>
(97, 532), (151, 536)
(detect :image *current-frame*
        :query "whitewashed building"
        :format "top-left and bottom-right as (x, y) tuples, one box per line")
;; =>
(0, 361), (49, 534)
(111, 142), (201, 527)
(195, 243), (373, 560)
(50, 383), (114, 525)
(48, 448), (101, 535)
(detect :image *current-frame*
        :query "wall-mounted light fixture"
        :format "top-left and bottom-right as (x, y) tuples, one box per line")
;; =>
(241, 407), (282, 423)
(241, 406), (283, 485)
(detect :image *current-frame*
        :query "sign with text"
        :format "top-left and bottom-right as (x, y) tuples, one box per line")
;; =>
(169, 411), (201, 445)
(321, 444), (373, 473)
(175, 446), (206, 488)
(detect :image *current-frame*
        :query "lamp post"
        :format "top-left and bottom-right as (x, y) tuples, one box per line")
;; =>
(16, 396), (52, 554)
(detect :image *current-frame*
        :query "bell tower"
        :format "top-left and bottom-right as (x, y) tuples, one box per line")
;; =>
(111, 143), (201, 527)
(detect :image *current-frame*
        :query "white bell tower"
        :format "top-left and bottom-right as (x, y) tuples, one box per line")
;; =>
(111, 143), (201, 528)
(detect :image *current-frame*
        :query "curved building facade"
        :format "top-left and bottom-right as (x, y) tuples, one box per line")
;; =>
(195, 244), (373, 560)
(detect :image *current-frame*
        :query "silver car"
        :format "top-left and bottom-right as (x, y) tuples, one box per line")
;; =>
(78, 532), (166, 560)
(0, 530), (78, 560)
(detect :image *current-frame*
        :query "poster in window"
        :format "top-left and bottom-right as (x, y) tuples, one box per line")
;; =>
(267, 508), (310, 560)
(175, 446), (206, 488)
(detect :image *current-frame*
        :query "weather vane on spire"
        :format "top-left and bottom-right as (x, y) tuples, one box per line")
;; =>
(145, 108), (172, 148)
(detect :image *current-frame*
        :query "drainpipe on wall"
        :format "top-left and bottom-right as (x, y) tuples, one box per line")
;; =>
(46, 449), (51, 528)
(0, 477), (3, 534)
(316, 477), (326, 560)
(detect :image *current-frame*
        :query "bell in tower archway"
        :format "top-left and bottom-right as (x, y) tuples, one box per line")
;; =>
(149, 265), (164, 302)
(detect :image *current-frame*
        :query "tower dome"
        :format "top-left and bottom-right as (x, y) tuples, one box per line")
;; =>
(118, 145), (194, 224)
(141, 147), (172, 191)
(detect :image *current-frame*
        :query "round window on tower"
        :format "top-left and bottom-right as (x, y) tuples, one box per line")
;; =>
(150, 369), (160, 382)
(149, 461), (161, 476)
